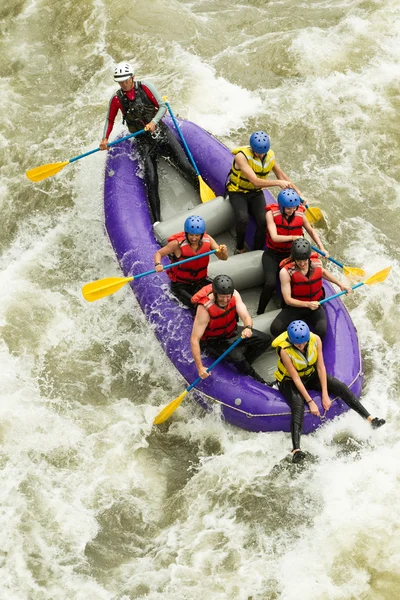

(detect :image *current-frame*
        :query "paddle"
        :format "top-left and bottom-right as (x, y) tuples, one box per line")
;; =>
(82, 249), (219, 302)
(154, 336), (243, 425)
(26, 129), (146, 182)
(162, 96), (216, 203)
(319, 267), (391, 305)
(311, 245), (365, 280)
(299, 198), (325, 227)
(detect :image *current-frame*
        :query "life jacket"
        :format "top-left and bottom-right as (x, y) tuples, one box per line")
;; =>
(272, 331), (318, 382)
(282, 254), (324, 301)
(265, 203), (305, 254)
(117, 81), (157, 133)
(191, 284), (237, 341)
(227, 146), (275, 193)
(167, 232), (211, 283)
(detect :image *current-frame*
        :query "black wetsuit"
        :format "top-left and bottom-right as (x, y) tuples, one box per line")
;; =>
(278, 369), (370, 451)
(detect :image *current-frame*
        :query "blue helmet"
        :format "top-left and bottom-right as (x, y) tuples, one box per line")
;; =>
(287, 320), (310, 344)
(278, 189), (301, 210)
(249, 131), (270, 154)
(184, 215), (206, 235)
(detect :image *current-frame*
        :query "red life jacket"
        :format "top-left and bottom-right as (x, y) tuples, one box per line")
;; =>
(167, 232), (211, 283)
(191, 284), (237, 341)
(283, 253), (324, 301)
(265, 203), (305, 254)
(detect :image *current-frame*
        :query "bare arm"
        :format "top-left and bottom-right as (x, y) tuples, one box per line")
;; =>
(153, 240), (180, 271)
(190, 306), (211, 378)
(267, 211), (302, 244)
(272, 162), (302, 195)
(209, 236), (228, 261)
(234, 290), (253, 337)
(234, 153), (291, 190)
(280, 350), (320, 416)
(321, 268), (352, 293)
(280, 268), (320, 310)
(302, 218), (328, 255)
(315, 337), (331, 411)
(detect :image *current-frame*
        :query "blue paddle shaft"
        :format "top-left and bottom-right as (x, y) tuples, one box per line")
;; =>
(68, 129), (146, 164)
(311, 245), (344, 269)
(319, 282), (364, 305)
(164, 101), (200, 177)
(133, 249), (218, 281)
(187, 336), (243, 392)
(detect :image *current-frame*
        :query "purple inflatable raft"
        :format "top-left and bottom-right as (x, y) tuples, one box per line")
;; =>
(104, 117), (363, 434)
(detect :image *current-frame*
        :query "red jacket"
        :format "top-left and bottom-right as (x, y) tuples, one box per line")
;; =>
(191, 284), (237, 340)
(167, 233), (211, 283)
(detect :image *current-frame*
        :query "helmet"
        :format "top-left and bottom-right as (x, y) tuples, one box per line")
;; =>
(287, 320), (310, 344)
(114, 62), (133, 82)
(249, 131), (270, 154)
(212, 274), (234, 296)
(184, 215), (206, 235)
(291, 238), (311, 261)
(278, 189), (301, 210)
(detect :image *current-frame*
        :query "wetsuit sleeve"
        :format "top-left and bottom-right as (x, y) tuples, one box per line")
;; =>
(141, 80), (167, 125)
(103, 94), (122, 138)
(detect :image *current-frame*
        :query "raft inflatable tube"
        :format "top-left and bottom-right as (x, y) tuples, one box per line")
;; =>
(104, 117), (363, 434)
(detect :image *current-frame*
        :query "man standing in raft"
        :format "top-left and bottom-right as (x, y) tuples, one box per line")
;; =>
(257, 188), (328, 315)
(190, 275), (271, 384)
(272, 320), (386, 463)
(154, 216), (228, 308)
(99, 62), (198, 223)
(270, 239), (351, 339)
(226, 130), (302, 255)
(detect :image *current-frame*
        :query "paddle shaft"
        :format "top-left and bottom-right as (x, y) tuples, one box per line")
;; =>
(164, 100), (200, 177)
(68, 129), (146, 164)
(319, 282), (364, 305)
(311, 245), (345, 269)
(186, 336), (243, 392)
(134, 249), (218, 280)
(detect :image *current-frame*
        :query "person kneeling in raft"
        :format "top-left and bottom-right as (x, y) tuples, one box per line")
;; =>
(190, 275), (271, 384)
(154, 215), (228, 308)
(272, 320), (386, 464)
(270, 238), (352, 340)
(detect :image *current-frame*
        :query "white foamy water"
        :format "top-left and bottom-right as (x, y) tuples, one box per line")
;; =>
(1, 0), (400, 598)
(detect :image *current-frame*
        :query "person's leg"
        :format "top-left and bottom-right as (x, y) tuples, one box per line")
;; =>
(249, 191), (267, 250)
(270, 307), (301, 338)
(279, 379), (306, 457)
(203, 335), (267, 384)
(137, 139), (161, 222)
(171, 278), (211, 310)
(237, 326), (271, 364)
(307, 306), (327, 339)
(170, 282), (197, 308)
(157, 124), (199, 189)
(228, 192), (250, 252)
(257, 251), (283, 314)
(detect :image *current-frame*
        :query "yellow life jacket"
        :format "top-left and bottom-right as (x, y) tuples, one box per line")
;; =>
(272, 331), (318, 382)
(227, 146), (276, 193)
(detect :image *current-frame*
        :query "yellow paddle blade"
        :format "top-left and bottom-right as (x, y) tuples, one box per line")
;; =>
(153, 390), (188, 425)
(82, 276), (134, 302)
(305, 206), (325, 226)
(343, 266), (366, 281)
(26, 161), (70, 182)
(199, 175), (216, 203)
(364, 266), (392, 286)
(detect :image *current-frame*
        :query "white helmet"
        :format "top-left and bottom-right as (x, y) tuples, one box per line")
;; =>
(114, 62), (133, 82)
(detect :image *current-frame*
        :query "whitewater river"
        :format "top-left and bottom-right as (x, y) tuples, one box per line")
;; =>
(1, 0), (400, 598)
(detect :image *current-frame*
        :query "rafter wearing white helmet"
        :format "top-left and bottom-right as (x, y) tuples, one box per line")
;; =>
(114, 62), (133, 82)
